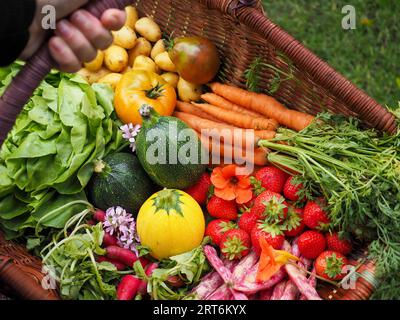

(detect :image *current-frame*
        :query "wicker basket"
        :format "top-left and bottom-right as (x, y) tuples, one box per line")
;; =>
(0, 0), (390, 300)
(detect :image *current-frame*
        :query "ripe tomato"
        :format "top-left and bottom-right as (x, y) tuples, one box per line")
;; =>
(168, 36), (221, 85)
(114, 70), (176, 125)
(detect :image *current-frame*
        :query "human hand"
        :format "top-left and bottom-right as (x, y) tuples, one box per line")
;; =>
(20, 0), (126, 72)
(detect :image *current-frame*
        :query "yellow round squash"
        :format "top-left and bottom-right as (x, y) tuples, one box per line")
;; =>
(137, 189), (205, 260)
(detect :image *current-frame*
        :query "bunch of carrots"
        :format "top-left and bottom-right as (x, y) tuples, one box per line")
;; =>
(173, 82), (314, 166)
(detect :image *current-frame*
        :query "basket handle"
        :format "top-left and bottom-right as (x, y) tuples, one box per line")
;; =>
(0, 0), (134, 147)
(0, 256), (58, 300)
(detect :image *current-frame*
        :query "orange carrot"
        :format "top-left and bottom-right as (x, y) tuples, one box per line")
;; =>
(209, 82), (315, 132)
(197, 132), (269, 167)
(192, 102), (279, 131)
(201, 93), (264, 118)
(176, 101), (222, 123)
(174, 112), (275, 144)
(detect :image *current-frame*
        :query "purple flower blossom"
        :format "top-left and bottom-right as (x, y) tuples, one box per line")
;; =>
(103, 206), (141, 254)
(120, 123), (141, 152)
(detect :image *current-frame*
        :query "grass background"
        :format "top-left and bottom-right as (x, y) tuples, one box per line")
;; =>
(261, 0), (400, 108)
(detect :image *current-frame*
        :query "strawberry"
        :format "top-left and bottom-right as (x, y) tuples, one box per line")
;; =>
(205, 219), (237, 246)
(250, 190), (288, 223)
(207, 196), (238, 220)
(220, 229), (251, 260)
(184, 172), (212, 205)
(326, 232), (352, 255)
(283, 176), (304, 202)
(238, 192), (257, 213)
(297, 230), (326, 259)
(255, 166), (289, 194)
(251, 223), (285, 254)
(303, 198), (331, 231)
(283, 207), (306, 237)
(238, 211), (259, 234)
(315, 250), (349, 281)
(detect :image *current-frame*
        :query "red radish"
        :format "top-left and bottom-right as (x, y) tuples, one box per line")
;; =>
(102, 233), (118, 247)
(106, 246), (148, 268)
(93, 209), (106, 222)
(117, 275), (142, 300)
(166, 275), (185, 288)
(96, 256), (126, 271)
(137, 262), (158, 296)
(87, 219), (96, 226)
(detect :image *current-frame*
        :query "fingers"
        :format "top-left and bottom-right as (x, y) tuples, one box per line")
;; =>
(101, 9), (127, 31)
(52, 0), (89, 19)
(48, 37), (82, 73)
(70, 10), (114, 50)
(55, 20), (97, 63)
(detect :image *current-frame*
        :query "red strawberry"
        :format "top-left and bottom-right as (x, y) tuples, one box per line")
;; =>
(283, 176), (304, 202)
(251, 223), (285, 254)
(326, 232), (352, 255)
(184, 172), (211, 205)
(250, 190), (288, 223)
(303, 198), (331, 231)
(255, 166), (289, 194)
(315, 250), (349, 281)
(238, 211), (259, 234)
(283, 207), (306, 237)
(220, 229), (251, 260)
(298, 230), (326, 259)
(207, 196), (238, 220)
(205, 219), (237, 246)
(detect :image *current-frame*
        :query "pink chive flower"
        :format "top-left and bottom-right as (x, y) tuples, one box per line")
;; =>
(120, 123), (141, 152)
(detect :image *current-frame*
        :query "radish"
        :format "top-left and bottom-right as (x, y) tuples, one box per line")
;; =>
(103, 233), (118, 247)
(203, 246), (233, 284)
(191, 271), (224, 300)
(87, 219), (96, 226)
(106, 246), (148, 268)
(96, 256), (126, 271)
(117, 275), (142, 300)
(137, 262), (158, 296)
(166, 275), (185, 288)
(270, 281), (287, 300)
(93, 209), (106, 222)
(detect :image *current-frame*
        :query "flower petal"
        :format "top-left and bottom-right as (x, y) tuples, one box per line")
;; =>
(235, 187), (253, 204)
(237, 175), (251, 189)
(221, 164), (237, 179)
(211, 167), (230, 189)
(214, 185), (236, 201)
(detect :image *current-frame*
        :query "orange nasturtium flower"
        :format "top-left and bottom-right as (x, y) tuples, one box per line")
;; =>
(210, 164), (253, 204)
(256, 237), (299, 282)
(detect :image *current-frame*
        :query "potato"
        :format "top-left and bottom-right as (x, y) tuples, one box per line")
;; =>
(133, 55), (158, 74)
(177, 77), (203, 102)
(161, 72), (179, 88)
(135, 17), (162, 42)
(128, 37), (152, 66)
(124, 6), (139, 29)
(104, 45), (128, 72)
(151, 39), (166, 60)
(98, 73), (123, 90)
(122, 66), (132, 74)
(112, 26), (137, 49)
(155, 52), (176, 72)
(77, 67), (110, 84)
(83, 50), (104, 72)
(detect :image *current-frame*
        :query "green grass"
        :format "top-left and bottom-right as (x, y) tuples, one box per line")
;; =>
(262, 0), (400, 108)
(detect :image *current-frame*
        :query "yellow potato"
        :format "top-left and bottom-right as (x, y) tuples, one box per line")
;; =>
(133, 55), (158, 74)
(112, 26), (137, 49)
(104, 45), (128, 72)
(128, 37), (152, 66)
(122, 66), (132, 74)
(98, 73), (123, 90)
(135, 17), (162, 42)
(151, 39), (166, 60)
(83, 50), (104, 72)
(161, 72), (179, 88)
(177, 77), (203, 102)
(124, 6), (139, 29)
(155, 52), (176, 72)
(77, 67), (110, 84)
